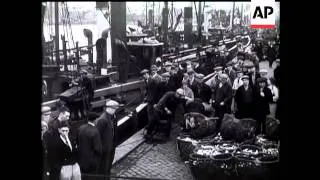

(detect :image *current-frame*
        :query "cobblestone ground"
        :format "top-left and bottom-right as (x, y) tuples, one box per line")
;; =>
(110, 61), (276, 180)
(111, 123), (195, 180)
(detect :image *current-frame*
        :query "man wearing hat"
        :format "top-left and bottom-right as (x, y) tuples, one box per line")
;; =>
(150, 64), (162, 84)
(95, 100), (121, 179)
(235, 75), (255, 119)
(232, 69), (244, 92)
(140, 69), (160, 138)
(168, 66), (181, 91)
(164, 61), (173, 72)
(253, 77), (273, 135)
(42, 106), (53, 124)
(69, 69), (94, 120)
(152, 88), (190, 140)
(274, 59), (280, 88)
(259, 69), (269, 79)
(211, 73), (233, 130)
(225, 61), (236, 85)
(267, 41), (277, 68)
(78, 113), (102, 175)
(187, 68), (199, 98)
(158, 72), (171, 100)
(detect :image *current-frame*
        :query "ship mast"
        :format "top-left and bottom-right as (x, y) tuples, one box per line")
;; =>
(54, 2), (60, 66)
(163, 2), (168, 53)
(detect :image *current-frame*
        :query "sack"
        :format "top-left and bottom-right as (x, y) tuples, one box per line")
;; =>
(183, 113), (218, 139)
(220, 114), (256, 142)
(265, 116), (280, 140)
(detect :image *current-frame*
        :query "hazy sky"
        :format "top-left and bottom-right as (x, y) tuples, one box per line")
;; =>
(63, 1), (279, 16)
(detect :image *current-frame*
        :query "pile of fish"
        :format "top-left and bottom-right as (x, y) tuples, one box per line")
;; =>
(195, 143), (238, 157)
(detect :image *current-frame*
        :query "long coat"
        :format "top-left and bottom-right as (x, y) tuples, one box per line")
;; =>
(95, 112), (116, 175)
(144, 77), (159, 105)
(253, 86), (273, 119)
(188, 78), (200, 98)
(77, 123), (102, 173)
(235, 85), (255, 119)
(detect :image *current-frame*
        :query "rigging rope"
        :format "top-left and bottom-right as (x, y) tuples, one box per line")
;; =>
(63, 3), (71, 50)
(65, 3), (76, 48)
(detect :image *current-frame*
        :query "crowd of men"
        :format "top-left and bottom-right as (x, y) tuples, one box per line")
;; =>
(42, 100), (122, 180)
(41, 35), (280, 180)
(142, 39), (280, 142)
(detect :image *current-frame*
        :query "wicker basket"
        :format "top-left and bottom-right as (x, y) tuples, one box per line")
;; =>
(176, 134), (198, 161)
(188, 153), (215, 180)
(210, 153), (235, 180)
(235, 155), (261, 180)
(255, 155), (280, 180)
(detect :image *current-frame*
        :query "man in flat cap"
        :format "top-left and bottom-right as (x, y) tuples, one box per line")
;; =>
(164, 61), (173, 73)
(225, 61), (236, 85)
(158, 72), (171, 100)
(69, 68), (94, 120)
(141, 69), (161, 142)
(274, 59), (280, 89)
(152, 88), (190, 140)
(187, 68), (199, 98)
(235, 75), (255, 119)
(95, 100), (121, 179)
(253, 77), (273, 135)
(150, 65), (162, 84)
(168, 66), (181, 91)
(211, 73), (233, 130)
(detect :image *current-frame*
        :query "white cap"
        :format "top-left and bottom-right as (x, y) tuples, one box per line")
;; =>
(259, 69), (268, 74)
(176, 88), (184, 96)
(42, 106), (51, 113)
(105, 100), (120, 108)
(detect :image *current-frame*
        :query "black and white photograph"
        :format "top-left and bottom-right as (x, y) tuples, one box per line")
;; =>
(41, 1), (280, 180)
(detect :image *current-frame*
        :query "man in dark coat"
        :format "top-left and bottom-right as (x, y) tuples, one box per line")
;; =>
(95, 100), (120, 179)
(235, 75), (255, 119)
(44, 107), (72, 180)
(224, 61), (236, 85)
(158, 72), (171, 99)
(253, 77), (273, 135)
(211, 73), (233, 130)
(267, 42), (277, 68)
(168, 66), (180, 91)
(187, 69), (200, 98)
(78, 118), (102, 174)
(141, 69), (161, 141)
(153, 88), (188, 138)
(274, 59), (280, 89)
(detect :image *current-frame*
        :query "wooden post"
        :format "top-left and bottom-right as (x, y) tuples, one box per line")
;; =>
(61, 35), (68, 72)
(54, 2), (60, 66)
